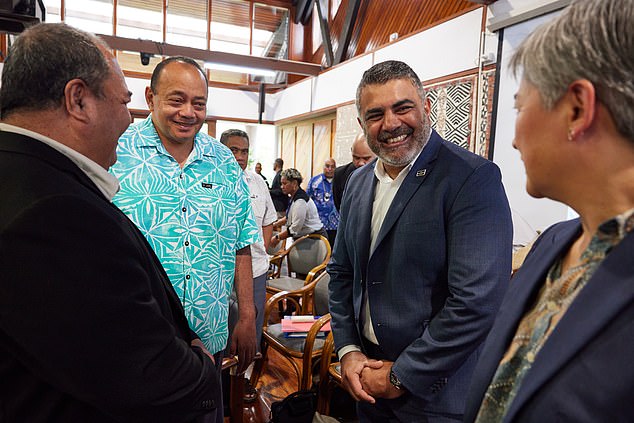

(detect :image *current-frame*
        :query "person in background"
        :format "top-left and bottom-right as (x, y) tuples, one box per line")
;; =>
(328, 60), (512, 422)
(270, 168), (326, 248)
(269, 158), (287, 218)
(220, 129), (277, 401)
(307, 158), (340, 246)
(332, 133), (376, 211)
(111, 56), (260, 423)
(465, 0), (634, 421)
(254, 161), (269, 187)
(0, 23), (218, 422)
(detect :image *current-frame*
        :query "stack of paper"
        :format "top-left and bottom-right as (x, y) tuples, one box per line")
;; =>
(281, 316), (331, 338)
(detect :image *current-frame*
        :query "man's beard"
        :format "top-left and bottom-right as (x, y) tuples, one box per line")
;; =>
(368, 118), (431, 168)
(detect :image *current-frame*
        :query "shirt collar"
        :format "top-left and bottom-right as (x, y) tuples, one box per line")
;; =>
(0, 123), (120, 200)
(135, 115), (217, 161)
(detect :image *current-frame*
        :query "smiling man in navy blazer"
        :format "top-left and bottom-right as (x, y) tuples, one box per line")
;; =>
(327, 60), (513, 422)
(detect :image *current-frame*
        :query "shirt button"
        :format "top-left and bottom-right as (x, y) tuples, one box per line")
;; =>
(185, 241), (190, 246)
(182, 207), (187, 212)
(180, 174), (184, 179)
(185, 274), (191, 280)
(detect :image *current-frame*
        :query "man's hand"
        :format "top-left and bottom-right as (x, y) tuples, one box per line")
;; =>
(191, 338), (215, 365)
(360, 361), (405, 400)
(340, 351), (384, 404)
(229, 317), (257, 374)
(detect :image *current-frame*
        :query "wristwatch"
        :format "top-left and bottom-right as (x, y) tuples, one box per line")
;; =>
(389, 369), (403, 390)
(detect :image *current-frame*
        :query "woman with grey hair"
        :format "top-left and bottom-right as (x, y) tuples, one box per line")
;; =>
(464, 0), (634, 421)
(270, 168), (325, 247)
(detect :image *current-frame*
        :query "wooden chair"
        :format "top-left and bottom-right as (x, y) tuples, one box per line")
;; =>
(316, 331), (342, 415)
(267, 233), (331, 315)
(251, 272), (331, 391)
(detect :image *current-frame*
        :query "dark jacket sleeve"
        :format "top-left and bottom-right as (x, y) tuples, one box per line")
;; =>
(392, 161), (512, 399)
(0, 194), (219, 423)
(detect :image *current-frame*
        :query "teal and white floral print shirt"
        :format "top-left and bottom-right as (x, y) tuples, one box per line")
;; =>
(111, 117), (260, 354)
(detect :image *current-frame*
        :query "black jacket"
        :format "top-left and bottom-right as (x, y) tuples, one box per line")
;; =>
(0, 131), (219, 423)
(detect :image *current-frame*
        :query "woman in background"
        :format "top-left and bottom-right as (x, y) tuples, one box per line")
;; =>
(465, 0), (634, 421)
(270, 168), (325, 247)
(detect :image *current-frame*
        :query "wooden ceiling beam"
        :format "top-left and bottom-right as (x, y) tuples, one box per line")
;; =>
(98, 33), (322, 76)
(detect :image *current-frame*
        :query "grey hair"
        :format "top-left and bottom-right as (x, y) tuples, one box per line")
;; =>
(0, 23), (111, 118)
(219, 128), (249, 145)
(281, 168), (303, 185)
(355, 60), (426, 117)
(510, 0), (634, 140)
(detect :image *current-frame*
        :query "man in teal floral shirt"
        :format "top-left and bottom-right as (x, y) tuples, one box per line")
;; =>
(110, 58), (260, 407)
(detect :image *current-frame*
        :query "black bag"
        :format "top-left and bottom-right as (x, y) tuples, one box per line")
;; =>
(269, 389), (317, 423)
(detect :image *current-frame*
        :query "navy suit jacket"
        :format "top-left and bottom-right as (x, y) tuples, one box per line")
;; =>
(328, 130), (513, 417)
(0, 131), (219, 422)
(464, 219), (634, 422)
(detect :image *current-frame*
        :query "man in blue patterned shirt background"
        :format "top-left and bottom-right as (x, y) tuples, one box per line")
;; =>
(110, 56), (260, 422)
(307, 158), (340, 246)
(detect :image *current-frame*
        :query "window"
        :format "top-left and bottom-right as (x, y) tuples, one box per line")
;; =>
(252, 3), (288, 59)
(117, 0), (162, 41)
(166, 0), (208, 50)
(64, 0), (113, 35)
(42, 0), (62, 23)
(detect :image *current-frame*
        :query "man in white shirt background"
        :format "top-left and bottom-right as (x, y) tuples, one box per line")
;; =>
(220, 129), (277, 400)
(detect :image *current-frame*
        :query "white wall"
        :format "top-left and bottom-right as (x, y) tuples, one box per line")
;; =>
(491, 10), (570, 232)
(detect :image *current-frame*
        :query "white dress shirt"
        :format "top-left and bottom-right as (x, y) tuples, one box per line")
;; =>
(338, 147), (424, 359)
(244, 169), (278, 277)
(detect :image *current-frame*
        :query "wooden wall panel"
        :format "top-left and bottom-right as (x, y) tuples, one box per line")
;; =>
(312, 120), (333, 176)
(312, 0), (477, 65)
(295, 124), (313, 189)
(281, 127), (296, 175)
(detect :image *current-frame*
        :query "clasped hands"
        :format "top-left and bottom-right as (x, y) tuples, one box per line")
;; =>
(340, 351), (405, 404)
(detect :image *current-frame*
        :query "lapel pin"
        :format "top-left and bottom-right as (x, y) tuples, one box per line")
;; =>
(416, 169), (427, 177)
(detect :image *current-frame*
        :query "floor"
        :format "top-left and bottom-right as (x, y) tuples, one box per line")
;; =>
(224, 348), (358, 423)
(223, 348), (305, 423)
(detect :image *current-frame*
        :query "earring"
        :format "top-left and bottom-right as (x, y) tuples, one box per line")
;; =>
(567, 127), (574, 142)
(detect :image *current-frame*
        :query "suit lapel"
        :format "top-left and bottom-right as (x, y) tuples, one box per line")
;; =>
(355, 165), (377, 280)
(505, 228), (634, 421)
(370, 131), (442, 257)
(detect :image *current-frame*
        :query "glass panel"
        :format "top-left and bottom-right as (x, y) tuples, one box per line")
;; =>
(209, 0), (250, 83)
(207, 69), (248, 85)
(251, 3), (288, 84)
(42, 0), (62, 23)
(210, 0), (250, 55)
(65, 0), (113, 35)
(166, 0), (208, 50)
(117, 0), (162, 42)
(330, 0), (342, 20)
(252, 3), (288, 59)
